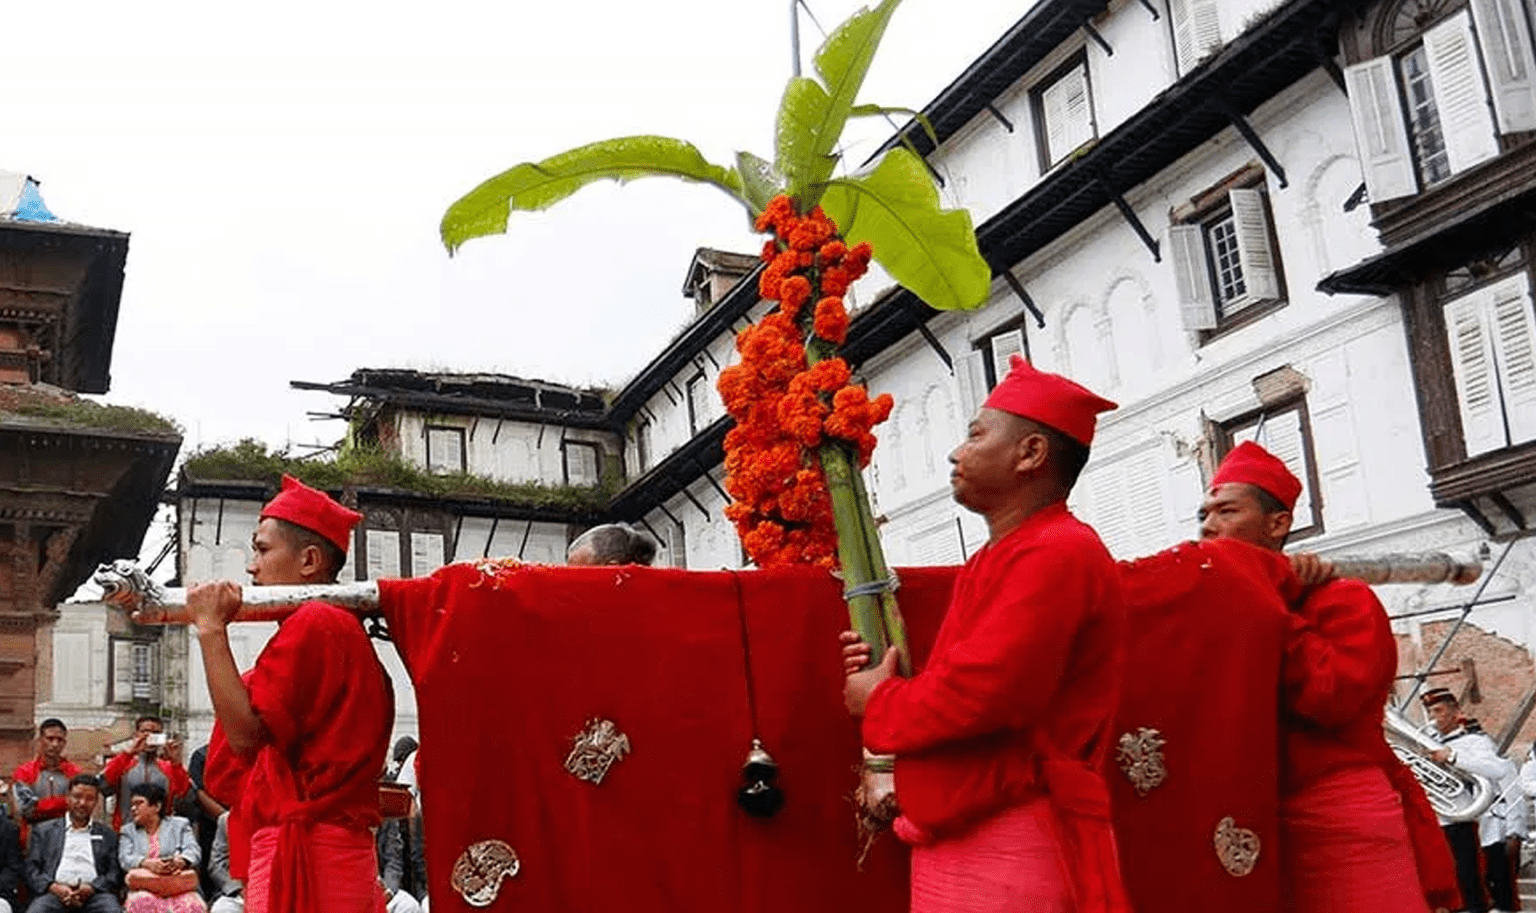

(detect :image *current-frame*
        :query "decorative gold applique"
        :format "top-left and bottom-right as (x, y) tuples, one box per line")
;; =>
(466, 557), (527, 590)
(1214, 816), (1261, 877)
(1116, 728), (1167, 796)
(452, 840), (520, 907)
(564, 718), (632, 785)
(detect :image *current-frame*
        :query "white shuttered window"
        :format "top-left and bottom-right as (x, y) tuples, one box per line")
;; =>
(1170, 0), (1223, 74)
(1171, 188), (1282, 332)
(1345, 57), (1420, 201)
(1471, 0), (1536, 132)
(1232, 407), (1320, 537)
(1039, 62), (1094, 166)
(1444, 272), (1536, 457)
(1423, 11), (1501, 173)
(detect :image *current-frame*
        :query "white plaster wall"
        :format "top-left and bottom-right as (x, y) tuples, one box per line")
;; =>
(393, 412), (617, 487)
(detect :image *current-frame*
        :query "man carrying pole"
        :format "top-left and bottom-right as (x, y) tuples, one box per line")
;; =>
(188, 475), (393, 913)
(842, 356), (1128, 913)
(1200, 442), (1458, 912)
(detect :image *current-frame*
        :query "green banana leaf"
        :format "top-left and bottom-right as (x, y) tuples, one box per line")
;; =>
(775, 0), (902, 207)
(441, 136), (743, 253)
(848, 104), (939, 149)
(820, 148), (991, 312)
(735, 151), (784, 216)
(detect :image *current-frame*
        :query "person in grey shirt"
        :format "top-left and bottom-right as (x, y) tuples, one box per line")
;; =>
(207, 813), (243, 913)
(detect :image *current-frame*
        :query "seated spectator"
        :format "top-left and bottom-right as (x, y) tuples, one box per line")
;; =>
(206, 814), (241, 913)
(0, 814), (22, 913)
(118, 782), (203, 913)
(377, 819), (421, 913)
(103, 718), (191, 830)
(177, 745), (222, 899)
(24, 773), (121, 913)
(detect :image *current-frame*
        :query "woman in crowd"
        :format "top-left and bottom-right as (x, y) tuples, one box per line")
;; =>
(119, 781), (206, 913)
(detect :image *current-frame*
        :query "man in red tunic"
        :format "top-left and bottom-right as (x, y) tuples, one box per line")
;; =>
(843, 356), (1128, 913)
(188, 475), (393, 913)
(1201, 442), (1458, 912)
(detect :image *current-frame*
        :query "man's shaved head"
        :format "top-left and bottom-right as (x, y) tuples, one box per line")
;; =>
(567, 523), (658, 567)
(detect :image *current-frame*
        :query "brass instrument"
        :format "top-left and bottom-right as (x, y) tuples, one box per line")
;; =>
(1383, 707), (1496, 823)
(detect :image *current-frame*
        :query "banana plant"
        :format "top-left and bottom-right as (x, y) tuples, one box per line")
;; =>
(440, 0), (990, 313)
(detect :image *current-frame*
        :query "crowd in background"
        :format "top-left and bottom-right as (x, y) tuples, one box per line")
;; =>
(0, 719), (428, 913)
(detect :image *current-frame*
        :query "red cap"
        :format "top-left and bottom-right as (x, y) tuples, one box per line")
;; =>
(259, 474), (362, 554)
(1210, 441), (1302, 511)
(983, 355), (1117, 446)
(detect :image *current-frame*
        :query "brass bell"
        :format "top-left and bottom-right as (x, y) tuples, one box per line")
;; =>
(737, 738), (784, 818)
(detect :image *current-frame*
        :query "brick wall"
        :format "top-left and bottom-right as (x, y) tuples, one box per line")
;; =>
(1397, 620), (1536, 759)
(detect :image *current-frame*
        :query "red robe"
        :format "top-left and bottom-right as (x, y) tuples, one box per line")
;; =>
(102, 752), (192, 829)
(862, 502), (1130, 913)
(205, 600), (393, 913)
(1109, 538), (1296, 913)
(1281, 578), (1460, 911)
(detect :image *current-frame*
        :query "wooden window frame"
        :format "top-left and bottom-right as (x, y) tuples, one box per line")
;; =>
(1030, 51), (1096, 172)
(1170, 169), (1288, 343)
(685, 370), (708, 435)
(424, 425), (467, 475)
(108, 636), (161, 707)
(562, 440), (603, 487)
(1217, 399), (1326, 541)
(974, 315), (1031, 390)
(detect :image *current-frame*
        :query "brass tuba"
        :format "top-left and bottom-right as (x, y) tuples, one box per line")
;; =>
(1383, 707), (1497, 823)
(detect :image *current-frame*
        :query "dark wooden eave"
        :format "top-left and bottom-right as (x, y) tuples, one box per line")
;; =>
(178, 475), (602, 526)
(0, 220), (130, 395)
(1318, 170), (1536, 297)
(870, 0), (1112, 162)
(605, 416), (728, 522)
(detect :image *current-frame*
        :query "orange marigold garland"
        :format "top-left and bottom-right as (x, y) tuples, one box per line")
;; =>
(718, 196), (894, 569)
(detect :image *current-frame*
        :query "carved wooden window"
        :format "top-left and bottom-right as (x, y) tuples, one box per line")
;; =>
(425, 425), (466, 475)
(1220, 401), (1324, 541)
(1032, 54), (1096, 169)
(1169, 0), (1223, 74)
(1346, 3), (1536, 201)
(1170, 186), (1284, 334)
(1442, 270), (1536, 457)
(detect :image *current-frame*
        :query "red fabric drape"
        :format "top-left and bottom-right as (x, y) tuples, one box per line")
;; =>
(380, 563), (956, 913)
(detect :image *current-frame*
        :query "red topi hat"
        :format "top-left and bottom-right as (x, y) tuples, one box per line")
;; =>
(983, 355), (1117, 446)
(1210, 441), (1302, 511)
(260, 474), (362, 554)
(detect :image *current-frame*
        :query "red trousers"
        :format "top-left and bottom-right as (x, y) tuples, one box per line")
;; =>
(908, 799), (1072, 913)
(245, 823), (385, 913)
(1281, 766), (1431, 913)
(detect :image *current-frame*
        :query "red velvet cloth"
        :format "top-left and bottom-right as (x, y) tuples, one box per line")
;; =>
(861, 503), (1128, 913)
(1109, 538), (1297, 913)
(204, 601), (394, 913)
(1282, 579), (1461, 911)
(379, 562), (960, 913)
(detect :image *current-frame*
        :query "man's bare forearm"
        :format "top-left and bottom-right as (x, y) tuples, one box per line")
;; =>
(197, 628), (263, 756)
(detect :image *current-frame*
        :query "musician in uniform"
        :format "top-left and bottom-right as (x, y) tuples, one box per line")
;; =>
(1422, 689), (1516, 913)
(1201, 442), (1457, 912)
(1466, 717), (1526, 913)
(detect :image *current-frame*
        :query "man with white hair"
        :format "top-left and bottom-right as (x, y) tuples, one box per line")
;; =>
(566, 523), (657, 567)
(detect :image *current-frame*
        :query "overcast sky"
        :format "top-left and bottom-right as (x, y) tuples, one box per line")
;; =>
(14, 0), (1031, 456)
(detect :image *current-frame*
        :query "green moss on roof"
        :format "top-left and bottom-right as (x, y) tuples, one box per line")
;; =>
(0, 388), (182, 438)
(182, 439), (612, 512)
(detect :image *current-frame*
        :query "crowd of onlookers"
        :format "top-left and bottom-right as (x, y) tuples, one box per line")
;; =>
(0, 718), (428, 913)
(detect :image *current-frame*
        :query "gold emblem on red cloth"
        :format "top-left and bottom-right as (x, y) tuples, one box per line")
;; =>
(564, 717), (632, 785)
(1115, 728), (1167, 796)
(1213, 816), (1261, 877)
(451, 839), (520, 907)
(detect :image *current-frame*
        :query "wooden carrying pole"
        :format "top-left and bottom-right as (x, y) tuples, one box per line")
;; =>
(95, 549), (1483, 626)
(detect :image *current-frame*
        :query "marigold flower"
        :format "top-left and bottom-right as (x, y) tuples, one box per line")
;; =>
(813, 297), (849, 344)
